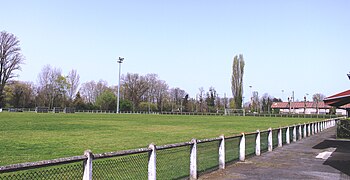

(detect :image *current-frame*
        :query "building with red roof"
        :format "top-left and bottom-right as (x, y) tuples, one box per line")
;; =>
(271, 101), (350, 115)
(324, 89), (350, 117)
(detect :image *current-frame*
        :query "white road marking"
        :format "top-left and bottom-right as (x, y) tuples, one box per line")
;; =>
(316, 151), (333, 160)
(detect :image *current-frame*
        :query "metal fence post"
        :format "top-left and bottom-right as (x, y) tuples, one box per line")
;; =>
(268, 128), (273, 151)
(148, 144), (156, 180)
(298, 124), (302, 140)
(286, 127), (290, 144)
(278, 128), (282, 147)
(256, 130), (261, 156)
(83, 150), (93, 180)
(190, 139), (197, 180)
(239, 133), (245, 161)
(293, 125), (297, 142)
(219, 135), (225, 169)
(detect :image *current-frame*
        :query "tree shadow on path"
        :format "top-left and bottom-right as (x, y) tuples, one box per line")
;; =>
(313, 139), (350, 176)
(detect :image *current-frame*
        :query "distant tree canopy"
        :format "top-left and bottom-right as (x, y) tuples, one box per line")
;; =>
(231, 54), (245, 109)
(0, 31), (25, 108)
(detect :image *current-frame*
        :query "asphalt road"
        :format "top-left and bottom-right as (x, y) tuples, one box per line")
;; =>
(199, 126), (350, 180)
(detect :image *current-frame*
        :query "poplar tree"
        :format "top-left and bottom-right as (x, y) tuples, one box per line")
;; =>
(231, 54), (245, 109)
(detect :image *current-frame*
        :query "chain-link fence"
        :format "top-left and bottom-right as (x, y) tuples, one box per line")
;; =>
(0, 162), (82, 180)
(225, 136), (240, 164)
(93, 153), (148, 179)
(0, 118), (339, 179)
(337, 119), (350, 139)
(197, 140), (220, 175)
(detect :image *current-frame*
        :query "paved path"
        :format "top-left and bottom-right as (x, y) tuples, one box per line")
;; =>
(199, 127), (350, 180)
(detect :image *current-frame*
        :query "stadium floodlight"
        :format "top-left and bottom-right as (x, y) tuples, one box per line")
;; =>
(118, 57), (124, 63)
(347, 72), (350, 80)
(117, 57), (124, 114)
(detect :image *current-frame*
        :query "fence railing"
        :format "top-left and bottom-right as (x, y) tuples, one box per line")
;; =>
(1, 108), (343, 119)
(0, 118), (342, 180)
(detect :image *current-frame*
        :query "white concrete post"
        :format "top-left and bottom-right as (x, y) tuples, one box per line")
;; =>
(256, 130), (261, 156)
(313, 123), (316, 134)
(298, 124), (302, 140)
(278, 128), (282, 147)
(286, 127), (290, 144)
(308, 123), (311, 136)
(239, 133), (245, 161)
(190, 139), (197, 180)
(314, 123), (316, 133)
(303, 123), (307, 138)
(323, 121), (325, 130)
(148, 144), (156, 180)
(83, 150), (93, 180)
(219, 135), (225, 169)
(317, 122), (320, 132)
(268, 128), (273, 151)
(293, 125), (297, 142)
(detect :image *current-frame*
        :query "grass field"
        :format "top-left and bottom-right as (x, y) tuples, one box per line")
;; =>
(0, 112), (323, 166)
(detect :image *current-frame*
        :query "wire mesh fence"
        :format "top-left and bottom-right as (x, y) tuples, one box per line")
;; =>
(272, 129), (279, 148)
(260, 131), (269, 152)
(197, 140), (220, 175)
(245, 133), (256, 157)
(156, 145), (191, 179)
(225, 137), (240, 164)
(92, 152), (148, 180)
(282, 127), (288, 145)
(0, 162), (82, 180)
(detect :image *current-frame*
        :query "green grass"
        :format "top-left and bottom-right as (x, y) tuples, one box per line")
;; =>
(0, 112), (322, 166)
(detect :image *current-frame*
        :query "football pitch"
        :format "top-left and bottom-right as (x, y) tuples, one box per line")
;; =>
(0, 112), (323, 166)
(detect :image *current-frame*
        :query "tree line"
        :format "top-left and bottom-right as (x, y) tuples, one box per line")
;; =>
(2, 65), (235, 112)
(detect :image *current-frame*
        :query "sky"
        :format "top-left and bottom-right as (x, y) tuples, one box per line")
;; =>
(2, 0), (350, 102)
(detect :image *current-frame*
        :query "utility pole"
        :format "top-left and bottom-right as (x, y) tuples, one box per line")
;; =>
(117, 57), (124, 114)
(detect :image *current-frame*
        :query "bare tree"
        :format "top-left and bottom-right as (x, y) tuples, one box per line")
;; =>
(67, 69), (80, 101)
(122, 73), (149, 111)
(37, 65), (68, 108)
(80, 81), (96, 104)
(312, 93), (325, 114)
(154, 79), (169, 112)
(79, 80), (108, 104)
(231, 54), (245, 109)
(0, 31), (25, 107)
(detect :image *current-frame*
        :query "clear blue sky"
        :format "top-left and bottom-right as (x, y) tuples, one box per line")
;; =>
(2, 0), (350, 102)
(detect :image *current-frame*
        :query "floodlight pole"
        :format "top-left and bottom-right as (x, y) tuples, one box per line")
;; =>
(117, 57), (124, 114)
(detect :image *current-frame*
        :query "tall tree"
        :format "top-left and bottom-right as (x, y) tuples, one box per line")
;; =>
(37, 65), (69, 108)
(67, 69), (80, 102)
(4, 81), (35, 108)
(95, 89), (117, 110)
(205, 87), (217, 112)
(0, 31), (25, 108)
(79, 80), (108, 104)
(231, 54), (245, 109)
(312, 93), (325, 114)
(122, 73), (149, 111)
